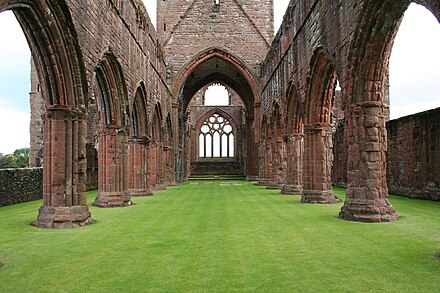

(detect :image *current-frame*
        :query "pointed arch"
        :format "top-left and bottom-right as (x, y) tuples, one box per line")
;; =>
(0, 0), (88, 108)
(285, 83), (304, 134)
(172, 47), (260, 115)
(94, 52), (128, 128)
(196, 109), (238, 159)
(130, 82), (148, 138)
(281, 83), (305, 195)
(152, 103), (164, 143)
(92, 52), (130, 208)
(306, 47), (338, 125)
(1, 1), (92, 228)
(301, 47), (339, 204)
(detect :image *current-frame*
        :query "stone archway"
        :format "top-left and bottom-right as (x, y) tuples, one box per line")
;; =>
(281, 84), (304, 195)
(92, 52), (131, 208)
(0, 0), (92, 228)
(172, 47), (260, 181)
(149, 104), (165, 190)
(339, 0), (428, 222)
(302, 47), (339, 204)
(266, 103), (285, 189)
(128, 81), (152, 197)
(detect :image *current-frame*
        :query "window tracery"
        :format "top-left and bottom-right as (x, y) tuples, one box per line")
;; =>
(199, 113), (234, 158)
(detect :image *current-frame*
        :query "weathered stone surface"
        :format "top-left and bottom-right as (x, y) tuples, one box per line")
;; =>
(0, 168), (43, 207)
(93, 192), (132, 208)
(33, 206), (92, 229)
(333, 108), (440, 202)
(387, 108), (440, 201)
(2, 0), (438, 226)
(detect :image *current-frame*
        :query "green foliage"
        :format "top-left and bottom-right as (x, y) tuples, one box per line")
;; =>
(0, 184), (439, 292)
(0, 147), (29, 169)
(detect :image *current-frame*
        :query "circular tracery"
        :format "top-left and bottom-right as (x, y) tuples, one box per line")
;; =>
(199, 113), (235, 158)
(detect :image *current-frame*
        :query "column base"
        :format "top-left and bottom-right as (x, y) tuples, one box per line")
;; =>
(301, 190), (340, 204)
(246, 176), (259, 181)
(93, 192), (132, 208)
(339, 198), (400, 222)
(266, 182), (284, 190)
(153, 184), (167, 191)
(281, 185), (303, 195)
(32, 206), (93, 229)
(252, 178), (270, 186)
(129, 189), (154, 197)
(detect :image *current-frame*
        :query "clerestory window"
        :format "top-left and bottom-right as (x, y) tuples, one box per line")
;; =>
(199, 113), (234, 158)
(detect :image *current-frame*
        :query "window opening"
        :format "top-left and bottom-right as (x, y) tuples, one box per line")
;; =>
(204, 84), (229, 106)
(199, 113), (234, 158)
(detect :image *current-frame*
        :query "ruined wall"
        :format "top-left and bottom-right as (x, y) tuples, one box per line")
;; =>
(158, 0), (273, 77)
(0, 168), (43, 207)
(29, 59), (44, 168)
(332, 108), (440, 201)
(387, 108), (440, 201)
(68, 0), (172, 125)
(332, 119), (348, 187)
(86, 143), (98, 191)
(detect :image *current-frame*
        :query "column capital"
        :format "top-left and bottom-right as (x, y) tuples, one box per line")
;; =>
(128, 136), (148, 145)
(45, 106), (85, 120)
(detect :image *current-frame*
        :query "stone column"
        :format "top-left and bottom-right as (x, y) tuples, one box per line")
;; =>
(254, 142), (271, 186)
(282, 133), (304, 195)
(302, 124), (339, 203)
(267, 138), (285, 189)
(128, 137), (152, 196)
(33, 107), (93, 228)
(339, 102), (399, 222)
(155, 144), (166, 190)
(93, 126), (131, 207)
(245, 117), (258, 178)
(148, 142), (158, 188)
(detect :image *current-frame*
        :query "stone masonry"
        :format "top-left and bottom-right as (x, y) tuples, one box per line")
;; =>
(0, 0), (438, 227)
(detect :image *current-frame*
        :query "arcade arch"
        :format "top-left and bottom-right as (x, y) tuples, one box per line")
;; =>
(0, 0), (92, 228)
(173, 48), (259, 179)
(92, 52), (131, 208)
(340, 0), (440, 222)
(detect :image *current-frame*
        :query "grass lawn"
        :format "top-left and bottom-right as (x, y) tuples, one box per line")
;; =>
(0, 181), (439, 292)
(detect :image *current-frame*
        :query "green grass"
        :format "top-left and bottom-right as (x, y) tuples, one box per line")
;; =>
(0, 182), (439, 292)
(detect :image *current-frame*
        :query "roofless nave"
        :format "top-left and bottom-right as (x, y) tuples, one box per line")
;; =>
(0, 0), (438, 227)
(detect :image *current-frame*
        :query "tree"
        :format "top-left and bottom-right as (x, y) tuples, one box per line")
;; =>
(13, 148), (30, 168)
(0, 148), (30, 169)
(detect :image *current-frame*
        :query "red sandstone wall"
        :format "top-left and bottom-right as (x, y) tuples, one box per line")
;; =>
(68, 0), (172, 126)
(158, 0), (273, 77)
(332, 108), (440, 201)
(387, 108), (440, 201)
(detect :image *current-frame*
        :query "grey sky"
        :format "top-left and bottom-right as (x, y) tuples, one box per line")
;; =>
(0, 1), (438, 154)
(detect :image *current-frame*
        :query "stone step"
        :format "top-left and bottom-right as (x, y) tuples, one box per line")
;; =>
(188, 174), (246, 181)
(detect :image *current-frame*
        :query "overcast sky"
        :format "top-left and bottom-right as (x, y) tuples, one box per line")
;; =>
(0, 2), (439, 154)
